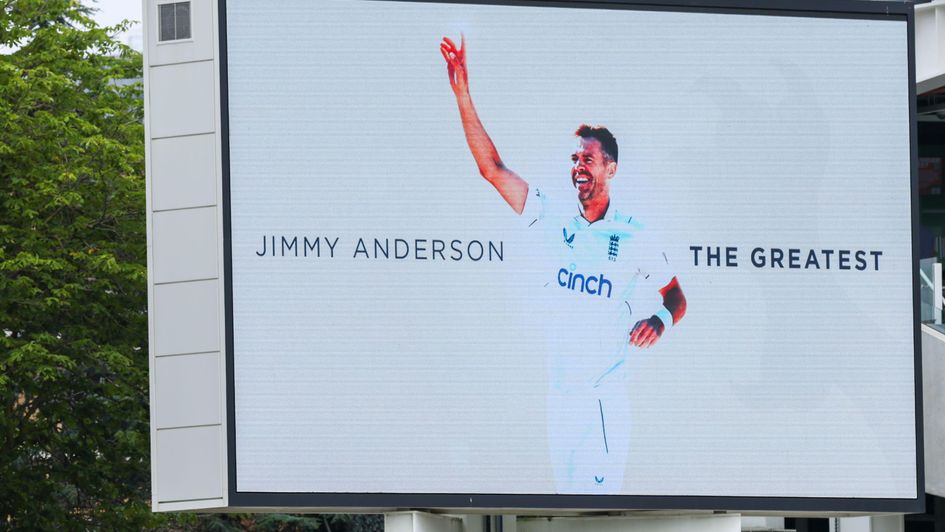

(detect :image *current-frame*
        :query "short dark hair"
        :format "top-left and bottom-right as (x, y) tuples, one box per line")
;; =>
(575, 124), (618, 164)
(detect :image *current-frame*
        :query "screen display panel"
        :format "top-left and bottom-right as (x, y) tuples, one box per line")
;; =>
(224, 0), (918, 509)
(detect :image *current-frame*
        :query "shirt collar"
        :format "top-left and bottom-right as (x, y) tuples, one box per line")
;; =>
(574, 198), (619, 229)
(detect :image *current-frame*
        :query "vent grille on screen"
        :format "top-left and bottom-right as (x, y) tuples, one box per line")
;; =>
(158, 2), (191, 42)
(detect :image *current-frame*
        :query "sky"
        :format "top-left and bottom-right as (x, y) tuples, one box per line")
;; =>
(89, 0), (143, 50)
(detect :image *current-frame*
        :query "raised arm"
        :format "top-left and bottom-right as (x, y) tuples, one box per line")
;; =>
(441, 36), (528, 214)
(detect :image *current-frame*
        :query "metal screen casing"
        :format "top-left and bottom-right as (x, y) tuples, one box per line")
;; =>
(217, 0), (922, 513)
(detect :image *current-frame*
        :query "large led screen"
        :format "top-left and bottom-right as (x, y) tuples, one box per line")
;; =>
(225, 0), (918, 506)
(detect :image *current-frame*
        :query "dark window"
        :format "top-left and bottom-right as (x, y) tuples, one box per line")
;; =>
(158, 2), (191, 42)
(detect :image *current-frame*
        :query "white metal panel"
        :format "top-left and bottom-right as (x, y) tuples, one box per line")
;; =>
(385, 513), (462, 532)
(151, 134), (217, 211)
(937, 263), (943, 326)
(149, 61), (216, 138)
(209, 0), (230, 508)
(869, 515), (904, 532)
(155, 425), (225, 502)
(208, 0), (230, 510)
(144, 0), (158, 509)
(517, 514), (741, 532)
(923, 324), (945, 497)
(153, 279), (220, 356)
(148, 0), (215, 66)
(152, 207), (218, 284)
(155, 498), (226, 512)
(740, 516), (784, 529)
(832, 516), (871, 532)
(154, 352), (222, 429)
(916, 0), (945, 93)
(146, 0), (228, 513)
(917, 4), (938, 78)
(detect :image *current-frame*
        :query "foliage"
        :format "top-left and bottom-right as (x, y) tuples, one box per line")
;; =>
(188, 513), (383, 532)
(0, 0), (153, 528)
(349, 514), (384, 532)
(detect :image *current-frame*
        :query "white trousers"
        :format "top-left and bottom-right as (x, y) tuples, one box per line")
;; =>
(546, 364), (632, 494)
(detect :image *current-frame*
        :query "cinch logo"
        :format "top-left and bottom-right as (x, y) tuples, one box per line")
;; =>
(558, 264), (612, 298)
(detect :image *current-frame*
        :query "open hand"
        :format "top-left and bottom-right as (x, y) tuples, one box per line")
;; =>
(440, 35), (468, 96)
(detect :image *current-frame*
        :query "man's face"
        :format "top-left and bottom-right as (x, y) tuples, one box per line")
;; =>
(571, 137), (616, 203)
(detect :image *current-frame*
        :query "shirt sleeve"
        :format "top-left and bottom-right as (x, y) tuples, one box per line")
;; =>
(623, 242), (676, 320)
(637, 228), (677, 294)
(520, 185), (548, 229)
(648, 248), (676, 290)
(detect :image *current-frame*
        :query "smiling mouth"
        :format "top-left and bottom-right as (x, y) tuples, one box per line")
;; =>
(575, 175), (591, 186)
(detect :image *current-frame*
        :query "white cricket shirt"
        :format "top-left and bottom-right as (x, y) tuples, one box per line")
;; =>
(522, 186), (675, 389)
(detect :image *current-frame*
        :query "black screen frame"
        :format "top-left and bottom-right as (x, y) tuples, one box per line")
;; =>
(219, 0), (924, 514)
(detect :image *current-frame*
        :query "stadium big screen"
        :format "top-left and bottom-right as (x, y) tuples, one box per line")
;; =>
(222, 0), (920, 512)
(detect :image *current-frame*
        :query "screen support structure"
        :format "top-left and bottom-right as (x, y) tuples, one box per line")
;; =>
(383, 513), (909, 531)
(209, 0), (921, 516)
(384, 512), (743, 532)
(143, 0), (921, 515)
